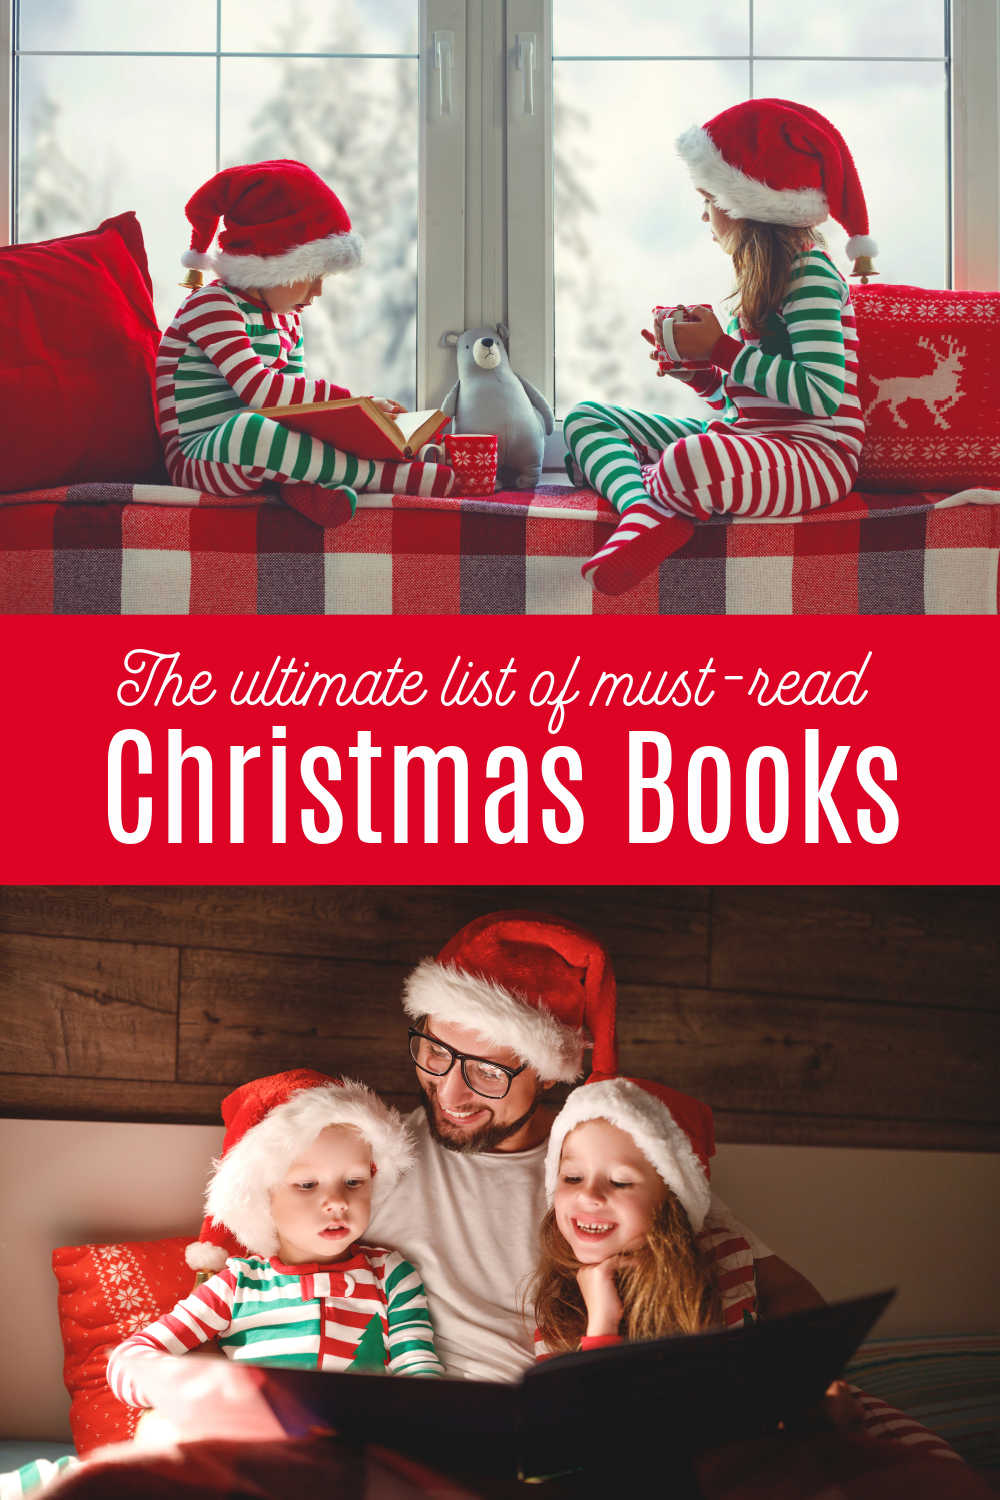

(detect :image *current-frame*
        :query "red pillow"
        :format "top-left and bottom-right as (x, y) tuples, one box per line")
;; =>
(0, 212), (164, 491)
(52, 1235), (193, 1456)
(852, 284), (1000, 492)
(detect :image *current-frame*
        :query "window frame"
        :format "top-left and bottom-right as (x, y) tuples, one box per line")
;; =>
(3, 0), (998, 412)
(504, 0), (1000, 416)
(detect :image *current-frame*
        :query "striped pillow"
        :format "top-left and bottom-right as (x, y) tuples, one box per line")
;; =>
(846, 1334), (1000, 1473)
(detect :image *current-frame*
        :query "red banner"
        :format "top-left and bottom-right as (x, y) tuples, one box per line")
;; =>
(2, 615), (996, 883)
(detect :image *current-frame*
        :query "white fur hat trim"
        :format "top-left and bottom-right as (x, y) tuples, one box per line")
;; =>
(845, 234), (879, 260)
(676, 124), (828, 226)
(207, 231), (363, 288)
(403, 958), (585, 1084)
(544, 1079), (711, 1232)
(204, 1079), (413, 1258)
(185, 1240), (229, 1273)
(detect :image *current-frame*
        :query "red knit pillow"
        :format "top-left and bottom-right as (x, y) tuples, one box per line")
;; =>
(852, 284), (1000, 492)
(1, 212), (164, 492)
(51, 1236), (193, 1456)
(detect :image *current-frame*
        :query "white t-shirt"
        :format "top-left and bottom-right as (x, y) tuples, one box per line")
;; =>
(366, 1109), (771, 1383)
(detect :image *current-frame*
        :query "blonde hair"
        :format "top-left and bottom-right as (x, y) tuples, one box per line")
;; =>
(530, 1193), (721, 1355)
(726, 220), (824, 339)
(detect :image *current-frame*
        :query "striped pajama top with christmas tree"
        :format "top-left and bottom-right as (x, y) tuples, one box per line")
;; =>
(106, 1246), (443, 1406)
(564, 247), (863, 522)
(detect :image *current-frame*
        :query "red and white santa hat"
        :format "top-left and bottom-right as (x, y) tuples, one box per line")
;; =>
(403, 912), (618, 1084)
(544, 1076), (715, 1233)
(186, 1068), (413, 1272)
(676, 98), (878, 271)
(180, 159), (362, 289)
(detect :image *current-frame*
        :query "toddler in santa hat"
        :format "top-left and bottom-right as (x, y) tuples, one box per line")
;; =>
(106, 1070), (443, 1423)
(156, 160), (454, 527)
(564, 98), (875, 594)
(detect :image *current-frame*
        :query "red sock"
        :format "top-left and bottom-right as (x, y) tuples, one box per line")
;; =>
(582, 499), (694, 595)
(280, 482), (357, 529)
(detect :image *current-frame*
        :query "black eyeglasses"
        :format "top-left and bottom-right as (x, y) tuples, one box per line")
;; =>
(408, 1027), (527, 1100)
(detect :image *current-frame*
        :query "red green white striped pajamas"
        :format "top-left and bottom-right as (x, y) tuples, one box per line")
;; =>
(106, 1247), (442, 1404)
(564, 248), (863, 594)
(155, 284), (452, 523)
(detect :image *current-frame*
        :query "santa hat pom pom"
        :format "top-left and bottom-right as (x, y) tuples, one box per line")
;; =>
(845, 234), (878, 261)
(181, 249), (214, 271)
(185, 1240), (228, 1273)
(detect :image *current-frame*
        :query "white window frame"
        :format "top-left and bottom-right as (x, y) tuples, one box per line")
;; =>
(4, 0), (999, 412)
(504, 0), (1000, 416)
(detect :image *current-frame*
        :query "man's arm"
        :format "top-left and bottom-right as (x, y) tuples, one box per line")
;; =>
(754, 1254), (825, 1319)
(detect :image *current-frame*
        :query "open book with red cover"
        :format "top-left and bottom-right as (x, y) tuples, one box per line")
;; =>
(257, 397), (448, 460)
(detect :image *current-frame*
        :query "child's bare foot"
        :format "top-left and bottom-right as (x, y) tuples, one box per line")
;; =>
(280, 482), (357, 528)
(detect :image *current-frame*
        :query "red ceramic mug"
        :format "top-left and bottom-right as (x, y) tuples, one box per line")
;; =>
(421, 432), (499, 495)
(652, 304), (714, 370)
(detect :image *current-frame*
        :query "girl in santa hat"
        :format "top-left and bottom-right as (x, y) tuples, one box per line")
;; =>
(530, 1077), (966, 1476)
(156, 160), (454, 528)
(531, 1076), (734, 1353)
(563, 99), (875, 595)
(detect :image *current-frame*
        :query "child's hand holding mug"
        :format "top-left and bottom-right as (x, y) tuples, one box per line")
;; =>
(642, 304), (724, 370)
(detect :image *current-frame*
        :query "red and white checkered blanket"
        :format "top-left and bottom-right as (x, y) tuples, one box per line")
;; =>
(1, 482), (998, 614)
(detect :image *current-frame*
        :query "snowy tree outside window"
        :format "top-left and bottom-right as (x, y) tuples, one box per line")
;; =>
(12, 0), (950, 421)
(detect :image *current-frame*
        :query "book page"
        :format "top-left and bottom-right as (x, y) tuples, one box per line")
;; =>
(395, 409), (443, 442)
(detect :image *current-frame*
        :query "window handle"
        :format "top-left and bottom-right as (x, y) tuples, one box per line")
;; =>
(432, 30), (454, 118)
(515, 32), (536, 117)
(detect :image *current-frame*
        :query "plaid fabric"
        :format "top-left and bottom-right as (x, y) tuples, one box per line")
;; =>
(1, 480), (997, 614)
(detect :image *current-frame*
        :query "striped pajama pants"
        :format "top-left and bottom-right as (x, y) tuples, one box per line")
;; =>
(169, 408), (449, 500)
(563, 400), (858, 593)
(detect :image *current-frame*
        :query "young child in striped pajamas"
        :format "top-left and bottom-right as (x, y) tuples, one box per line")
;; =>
(529, 1076), (965, 1473)
(564, 98), (876, 595)
(1, 1071), (441, 1499)
(157, 160), (454, 529)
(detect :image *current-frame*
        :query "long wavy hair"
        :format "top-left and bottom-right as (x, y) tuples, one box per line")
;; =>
(530, 1191), (721, 1355)
(725, 220), (824, 340)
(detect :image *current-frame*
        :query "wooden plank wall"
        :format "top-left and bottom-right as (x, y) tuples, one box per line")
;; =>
(0, 886), (996, 1151)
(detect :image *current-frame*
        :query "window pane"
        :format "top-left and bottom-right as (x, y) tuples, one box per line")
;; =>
(554, 1), (748, 56)
(220, 0), (418, 55)
(16, 57), (217, 327)
(19, 0), (215, 53)
(221, 57), (419, 408)
(754, 0), (945, 58)
(553, 60), (747, 418)
(754, 61), (948, 288)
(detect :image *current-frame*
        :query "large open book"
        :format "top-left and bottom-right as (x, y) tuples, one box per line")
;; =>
(257, 397), (448, 460)
(258, 1289), (893, 1482)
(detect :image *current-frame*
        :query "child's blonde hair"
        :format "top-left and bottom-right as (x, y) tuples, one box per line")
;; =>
(530, 1191), (721, 1355)
(727, 220), (824, 339)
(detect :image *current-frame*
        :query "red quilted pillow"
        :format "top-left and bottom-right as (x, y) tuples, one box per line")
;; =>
(0, 212), (164, 491)
(852, 284), (1000, 492)
(52, 1235), (193, 1456)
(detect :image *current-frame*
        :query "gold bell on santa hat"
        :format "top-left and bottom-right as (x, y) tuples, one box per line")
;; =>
(179, 267), (206, 291)
(850, 254), (878, 284)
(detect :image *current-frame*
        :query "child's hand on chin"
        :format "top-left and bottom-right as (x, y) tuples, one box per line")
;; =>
(576, 1257), (627, 1338)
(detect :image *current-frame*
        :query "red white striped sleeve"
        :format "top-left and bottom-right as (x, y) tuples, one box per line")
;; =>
(178, 287), (351, 409)
(852, 1387), (964, 1460)
(106, 1264), (239, 1409)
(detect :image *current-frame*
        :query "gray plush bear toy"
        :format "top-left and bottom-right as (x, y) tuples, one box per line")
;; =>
(441, 327), (554, 489)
